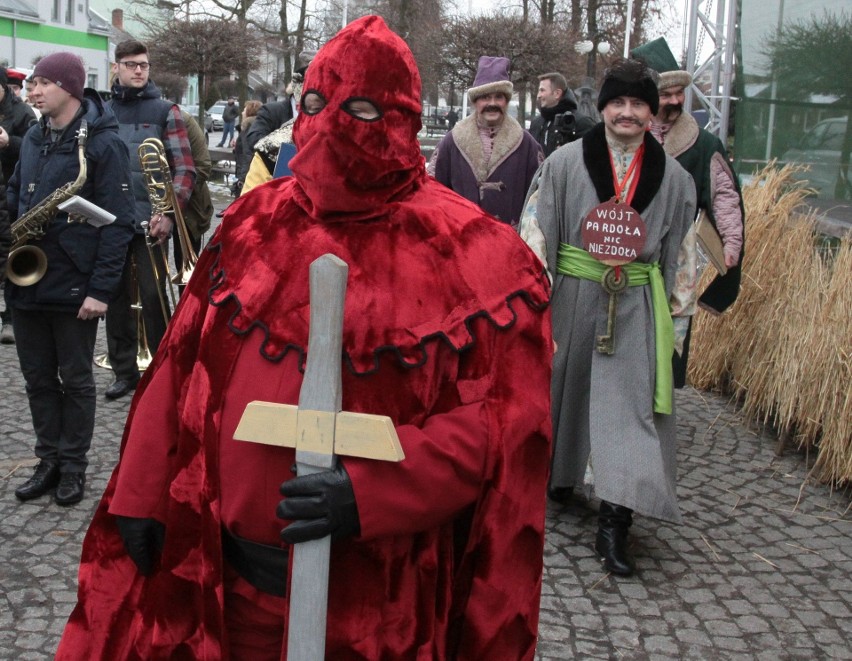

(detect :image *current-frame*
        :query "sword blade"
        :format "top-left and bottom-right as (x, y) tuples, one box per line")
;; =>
(287, 253), (348, 661)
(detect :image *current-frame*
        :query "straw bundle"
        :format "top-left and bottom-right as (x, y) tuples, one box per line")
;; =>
(688, 164), (852, 485)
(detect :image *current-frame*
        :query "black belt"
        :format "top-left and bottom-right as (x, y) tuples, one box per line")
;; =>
(222, 527), (289, 597)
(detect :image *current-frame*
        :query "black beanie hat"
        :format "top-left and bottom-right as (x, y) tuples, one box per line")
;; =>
(597, 58), (659, 115)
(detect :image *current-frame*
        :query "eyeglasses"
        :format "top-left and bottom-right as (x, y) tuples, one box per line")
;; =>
(119, 61), (150, 71)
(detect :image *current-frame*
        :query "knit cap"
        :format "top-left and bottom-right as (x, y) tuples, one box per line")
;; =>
(32, 52), (86, 101)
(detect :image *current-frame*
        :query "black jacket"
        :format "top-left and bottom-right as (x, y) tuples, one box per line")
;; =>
(528, 90), (596, 157)
(222, 102), (240, 124)
(0, 86), (38, 182)
(0, 169), (8, 278)
(245, 99), (293, 152)
(108, 81), (193, 234)
(6, 90), (135, 310)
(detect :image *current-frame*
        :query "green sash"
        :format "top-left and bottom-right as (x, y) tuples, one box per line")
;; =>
(556, 243), (673, 415)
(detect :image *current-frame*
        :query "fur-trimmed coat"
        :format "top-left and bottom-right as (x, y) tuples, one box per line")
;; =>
(535, 124), (696, 522)
(657, 111), (743, 314)
(656, 111), (745, 388)
(431, 114), (543, 225)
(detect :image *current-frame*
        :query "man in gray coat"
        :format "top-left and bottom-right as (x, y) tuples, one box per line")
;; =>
(520, 59), (697, 576)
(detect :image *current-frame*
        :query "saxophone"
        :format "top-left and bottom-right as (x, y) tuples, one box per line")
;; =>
(5, 120), (89, 287)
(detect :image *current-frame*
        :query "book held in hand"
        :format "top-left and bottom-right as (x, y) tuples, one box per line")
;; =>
(695, 210), (727, 275)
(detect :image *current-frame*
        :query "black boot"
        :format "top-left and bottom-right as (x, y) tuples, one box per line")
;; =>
(547, 485), (574, 504)
(595, 500), (635, 576)
(55, 472), (86, 506)
(15, 460), (61, 501)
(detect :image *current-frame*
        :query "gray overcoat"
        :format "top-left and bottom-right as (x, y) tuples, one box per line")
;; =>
(535, 124), (696, 522)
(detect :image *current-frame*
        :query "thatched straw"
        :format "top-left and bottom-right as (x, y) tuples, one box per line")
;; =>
(688, 163), (851, 486)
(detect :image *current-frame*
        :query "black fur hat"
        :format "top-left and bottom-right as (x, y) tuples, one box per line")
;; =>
(597, 58), (659, 115)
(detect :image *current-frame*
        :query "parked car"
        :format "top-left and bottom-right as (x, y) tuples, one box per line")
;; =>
(180, 104), (214, 133)
(782, 116), (849, 200)
(207, 100), (230, 131)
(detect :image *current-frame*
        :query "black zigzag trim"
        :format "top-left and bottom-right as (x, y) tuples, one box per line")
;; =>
(205, 241), (307, 368)
(205, 241), (549, 375)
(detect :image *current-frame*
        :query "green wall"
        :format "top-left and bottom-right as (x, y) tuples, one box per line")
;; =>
(0, 18), (108, 50)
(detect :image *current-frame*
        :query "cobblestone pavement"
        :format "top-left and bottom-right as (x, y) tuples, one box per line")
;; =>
(1, 191), (850, 659)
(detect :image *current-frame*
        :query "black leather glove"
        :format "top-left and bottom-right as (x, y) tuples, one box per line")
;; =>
(277, 464), (360, 544)
(115, 516), (165, 576)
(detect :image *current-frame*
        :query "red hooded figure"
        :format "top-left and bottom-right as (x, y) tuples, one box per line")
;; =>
(57, 16), (552, 660)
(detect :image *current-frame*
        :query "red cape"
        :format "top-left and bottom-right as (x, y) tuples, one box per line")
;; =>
(57, 175), (552, 660)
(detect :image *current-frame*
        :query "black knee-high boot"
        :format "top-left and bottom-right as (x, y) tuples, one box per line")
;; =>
(595, 500), (635, 576)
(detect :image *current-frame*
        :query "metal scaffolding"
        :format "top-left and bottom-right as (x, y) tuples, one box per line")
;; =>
(684, 0), (738, 140)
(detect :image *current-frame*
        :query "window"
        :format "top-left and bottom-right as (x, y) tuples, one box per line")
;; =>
(65, 0), (73, 24)
(52, 0), (60, 21)
(87, 73), (98, 90)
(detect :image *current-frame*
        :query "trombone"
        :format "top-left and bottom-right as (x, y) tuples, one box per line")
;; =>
(141, 219), (175, 322)
(131, 254), (154, 372)
(93, 254), (153, 372)
(137, 137), (198, 291)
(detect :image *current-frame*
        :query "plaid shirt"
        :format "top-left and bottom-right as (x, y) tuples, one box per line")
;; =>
(162, 105), (196, 210)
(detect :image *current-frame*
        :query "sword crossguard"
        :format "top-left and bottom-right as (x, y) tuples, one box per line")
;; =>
(234, 402), (404, 463)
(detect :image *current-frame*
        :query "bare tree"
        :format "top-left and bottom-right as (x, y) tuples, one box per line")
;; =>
(148, 18), (261, 127)
(130, 0), (313, 103)
(441, 13), (579, 124)
(153, 71), (188, 102)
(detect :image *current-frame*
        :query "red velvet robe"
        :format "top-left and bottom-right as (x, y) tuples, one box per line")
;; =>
(56, 174), (552, 660)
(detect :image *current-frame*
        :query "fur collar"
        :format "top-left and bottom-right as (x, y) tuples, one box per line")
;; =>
(450, 113), (524, 182)
(660, 112), (699, 158)
(581, 122), (666, 215)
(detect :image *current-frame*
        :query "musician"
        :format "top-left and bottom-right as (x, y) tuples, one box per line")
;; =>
(7, 52), (134, 505)
(58, 17), (552, 659)
(103, 39), (196, 400)
(0, 66), (38, 344)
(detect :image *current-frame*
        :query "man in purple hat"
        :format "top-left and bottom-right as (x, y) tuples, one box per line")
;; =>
(428, 56), (543, 226)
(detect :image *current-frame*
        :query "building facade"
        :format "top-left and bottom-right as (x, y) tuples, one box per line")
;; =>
(1, 0), (112, 90)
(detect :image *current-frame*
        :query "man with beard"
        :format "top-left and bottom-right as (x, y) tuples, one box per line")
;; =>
(520, 58), (697, 576)
(103, 39), (196, 400)
(632, 38), (744, 387)
(528, 72), (596, 156)
(56, 16), (553, 660)
(428, 56), (543, 226)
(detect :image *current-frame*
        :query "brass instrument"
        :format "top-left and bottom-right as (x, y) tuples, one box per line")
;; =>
(93, 255), (152, 372)
(141, 219), (175, 321)
(131, 254), (154, 371)
(5, 120), (89, 286)
(137, 137), (198, 288)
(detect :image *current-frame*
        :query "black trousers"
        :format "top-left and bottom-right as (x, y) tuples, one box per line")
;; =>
(13, 308), (99, 472)
(105, 234), (171, 381)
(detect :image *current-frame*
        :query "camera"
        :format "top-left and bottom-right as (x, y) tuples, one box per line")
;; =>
(552, 111), (577, 147)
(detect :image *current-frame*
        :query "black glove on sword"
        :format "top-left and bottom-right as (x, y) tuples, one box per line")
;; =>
(277, 464), (360, 544)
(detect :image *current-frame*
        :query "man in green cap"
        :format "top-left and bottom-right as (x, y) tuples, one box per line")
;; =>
(631, 37), (745, 388)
